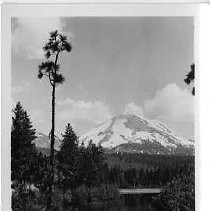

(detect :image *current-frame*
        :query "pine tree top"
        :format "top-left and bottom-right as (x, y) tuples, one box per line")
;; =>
(59, 123), (78, 152)
(12, 101), (36, 142)
(11, 101), (38, 183)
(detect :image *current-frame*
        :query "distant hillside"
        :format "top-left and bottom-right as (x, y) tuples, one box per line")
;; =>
(33, 132), (61, 156)
(33, 115), (194, 156)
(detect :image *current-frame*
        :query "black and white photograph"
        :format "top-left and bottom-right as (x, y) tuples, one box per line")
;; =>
(4, 4), (197, 211)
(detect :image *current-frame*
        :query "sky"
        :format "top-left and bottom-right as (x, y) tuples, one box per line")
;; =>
(11, 17), (194, 139)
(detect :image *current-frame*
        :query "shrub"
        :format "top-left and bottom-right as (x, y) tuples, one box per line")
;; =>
(71, 184), (120, 207)
(160, 171), (195, 211)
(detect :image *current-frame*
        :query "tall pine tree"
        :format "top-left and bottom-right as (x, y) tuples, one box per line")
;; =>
(56, 123), (79, 191)
(38, 30), (72, 208)
(11, 102), (37, 185)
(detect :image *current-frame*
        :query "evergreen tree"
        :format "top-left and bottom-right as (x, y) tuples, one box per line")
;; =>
(11, 102), (37, 184)
(56, 123), (79, 191)
(33, 152), (50, 192)
(38, 30), (72, 208)
(109, 165), (123, 187)
(78, 141), (105, 187)
(160, 169), (195, 211)
(184, 63), (195, 95)
(124, 168), (137, 188)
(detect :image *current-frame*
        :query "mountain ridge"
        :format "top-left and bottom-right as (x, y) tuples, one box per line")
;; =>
(33, 114), (194, 155)
(79, 114), (194, 155)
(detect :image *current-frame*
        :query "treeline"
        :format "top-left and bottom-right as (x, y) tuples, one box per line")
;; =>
(104, 153), (194, 188)
(107, 153), (194, 170)
(11, 102), (119, 211)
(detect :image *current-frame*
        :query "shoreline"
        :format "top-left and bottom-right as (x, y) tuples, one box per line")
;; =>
(119, 188), (161, 195)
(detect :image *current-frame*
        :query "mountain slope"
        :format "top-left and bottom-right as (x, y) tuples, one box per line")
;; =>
(33, 132), (61, 152)
(79, 114), (194, 155)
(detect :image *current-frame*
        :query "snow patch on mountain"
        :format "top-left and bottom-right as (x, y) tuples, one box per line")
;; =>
(33, 132), (61, 151)
(79, 114), (194, 155)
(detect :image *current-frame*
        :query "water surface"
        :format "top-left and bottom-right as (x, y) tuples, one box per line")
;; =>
(79, 193), (161, 211)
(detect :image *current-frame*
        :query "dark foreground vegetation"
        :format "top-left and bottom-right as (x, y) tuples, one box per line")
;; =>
(12, 102), (120, 211)
(11, 102), (195, 210)
(159, 166), (195, 210)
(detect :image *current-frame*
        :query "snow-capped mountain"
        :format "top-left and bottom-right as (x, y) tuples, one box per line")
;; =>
(33, 132), (61, 151)
(79, 114), (194, 155)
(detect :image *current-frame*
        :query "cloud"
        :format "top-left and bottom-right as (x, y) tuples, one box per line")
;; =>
(12, 18), (66, 59)
(30, 109), (45, 124)
(12, 81), (30, 94)
(79, 84), (84, 90)
(124, 102), (144, 117)
(144, 83), (194, 122)
(29, 109), (50, 134)
(57, 98), (112, 125)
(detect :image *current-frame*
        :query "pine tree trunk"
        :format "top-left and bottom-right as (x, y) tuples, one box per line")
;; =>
(47, 52), (59, 210)
(47, 83), (55, 210)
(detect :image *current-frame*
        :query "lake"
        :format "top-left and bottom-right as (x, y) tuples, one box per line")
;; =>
(79, 193), (162, 211)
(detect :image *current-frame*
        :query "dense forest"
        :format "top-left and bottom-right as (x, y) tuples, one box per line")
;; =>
(11, 102), (194, 210)
(105, 153), (194, 188)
